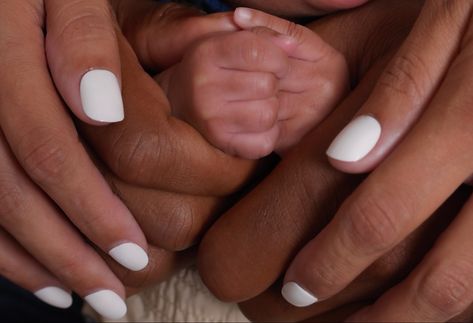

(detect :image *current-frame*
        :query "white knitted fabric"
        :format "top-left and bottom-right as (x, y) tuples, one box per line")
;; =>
(92, 266), (249, 322)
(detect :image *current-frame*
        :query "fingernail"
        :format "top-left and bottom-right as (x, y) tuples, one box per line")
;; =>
(34, 286), (73, 309)
(84, 290), (127, 319)
(282, 282), (318, 307)
(235, 7), (252, 21)
(108, 242), (149, 271)
(80, 69), (124, 123)
(326, 115), (381, 162)
(274, 34), (298, 47)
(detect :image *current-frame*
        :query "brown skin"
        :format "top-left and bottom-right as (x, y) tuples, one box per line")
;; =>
(91, 1), (470, 321)
(106, 4), (473, 322)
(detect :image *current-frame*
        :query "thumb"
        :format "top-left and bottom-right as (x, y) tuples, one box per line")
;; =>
(116, 1), (239, 70)
(234, 8), (336, 62)
(45, 0), (124, 125)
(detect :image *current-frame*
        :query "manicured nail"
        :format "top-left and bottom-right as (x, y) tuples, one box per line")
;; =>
(34, 287), (73, 309)
(282, 282), (318, 307)
(235, 7), (252, 21)
(108, 242), (149, 271)
(84, 290), (127, 319)
(80, 69), (124, 123)
(326, 115), (381, 162)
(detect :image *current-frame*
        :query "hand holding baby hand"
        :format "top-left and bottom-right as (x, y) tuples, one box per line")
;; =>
(160, 8), (349, 159)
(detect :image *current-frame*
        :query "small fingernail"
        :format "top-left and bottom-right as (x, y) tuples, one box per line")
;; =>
(275, 34), (298, 47)
(84, 290), (127, 319)
(108, 242), (149, 271)
(326, 115), (381, 162)
(34, 286), (73, 309)
(235, 7), (252, 21)
(282, 282), (318, 307)
(80, 69), (124, 123)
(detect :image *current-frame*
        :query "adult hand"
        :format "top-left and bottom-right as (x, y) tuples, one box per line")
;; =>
(0, 0), (252, 319)
(0, 1), (154, 318)
(193, 1), (473, 321)
(76, 0), (267, 299)
(282, 1), (473, 321)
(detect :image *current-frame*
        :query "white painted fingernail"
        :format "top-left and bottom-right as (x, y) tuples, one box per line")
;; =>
(326, 115), (381, 162)
(85, 290), (127, 319)
(282, 282), (318, 307)
(108, 242), (149, 271)
(34, 287), (73, 309)
(80, 69), (124, 123)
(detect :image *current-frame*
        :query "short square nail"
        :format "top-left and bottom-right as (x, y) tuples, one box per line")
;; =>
(34, 286), (73, 309)
(282, 282), (318, 307)
(326, 115), (381, 162)
(80, 69), (124, 123)
(108, 242), (149, 271)
(84, 290), (127, 319)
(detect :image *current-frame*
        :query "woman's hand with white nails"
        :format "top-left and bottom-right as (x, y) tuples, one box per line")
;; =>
(0, 0), (256, 318)
(45, 0), (124, 124)
(277, 1), (473, 321)
(0, 0), (159, 319)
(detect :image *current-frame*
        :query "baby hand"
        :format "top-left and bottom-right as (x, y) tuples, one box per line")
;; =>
(159, 29), (291, 159)
(159, 9), (349, 159)
(233, 8), (350, 154)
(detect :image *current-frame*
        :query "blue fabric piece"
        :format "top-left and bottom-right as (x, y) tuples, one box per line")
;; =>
(159, 0), (231, 12)
(194, 0), (232, 12)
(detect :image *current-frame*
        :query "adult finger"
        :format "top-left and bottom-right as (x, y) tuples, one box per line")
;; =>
(238, 186), (470, 322)
(198, 58), (382, 302)
(0, 229), (72, 309)
(282, 34), (473, 307)
(45, 0), (124, 124)
(0, 0), (149, 273)
(106, 175), (225, 251)
(348, 195), (473, 322)
(78, 33), (258, 196)
(326, 1), (472, 172)
(112, 0), (238, 70)
(0, 132), (127, 319)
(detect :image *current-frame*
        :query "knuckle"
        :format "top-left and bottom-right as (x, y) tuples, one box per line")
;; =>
(431, 0), (472, 28)
(111, 130), (172, 183)
(302, 261), (346, 292)
(318, 53), (349, 99)
(50, 1), (116, 45)
(240, 36), (266, 66)
(342, 196), (405, 256)
(254, 74), (277, 98)
(160, 203), (197, 251)
(0, 180), (26, 224)
(378, 52), (430, 107)
(191, 39), (217, 65)
(283, 21), (305, 42)
(416, 261), (473, 319)
(256, 101), (278, 131)
(20, 131), (73, 186)
(364, 239), (413, 282)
